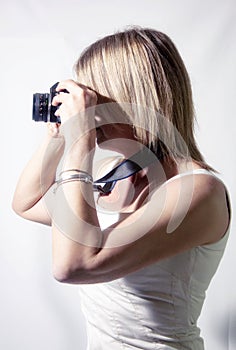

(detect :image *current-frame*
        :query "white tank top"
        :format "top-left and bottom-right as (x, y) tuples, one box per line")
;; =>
(79, 169), (231, 350)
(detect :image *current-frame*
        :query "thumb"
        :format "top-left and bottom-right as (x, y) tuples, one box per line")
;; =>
(47, 122), (61, 138)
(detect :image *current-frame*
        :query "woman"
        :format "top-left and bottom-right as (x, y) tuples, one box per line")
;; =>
(12, 27), (231, 350)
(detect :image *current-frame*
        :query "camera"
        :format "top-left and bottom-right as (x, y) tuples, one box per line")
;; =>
(32, 82), (67, 123)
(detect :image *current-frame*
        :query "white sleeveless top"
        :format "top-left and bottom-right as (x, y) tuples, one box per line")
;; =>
(79, 169), (231, 350)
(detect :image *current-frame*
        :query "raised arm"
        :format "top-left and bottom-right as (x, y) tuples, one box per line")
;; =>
(12, 123), (65, 225)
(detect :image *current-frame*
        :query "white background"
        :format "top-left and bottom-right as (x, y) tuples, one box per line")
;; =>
(1, 0), (235, 349)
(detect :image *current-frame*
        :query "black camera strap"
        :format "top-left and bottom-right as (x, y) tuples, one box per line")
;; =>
(93, 148), (158, 194)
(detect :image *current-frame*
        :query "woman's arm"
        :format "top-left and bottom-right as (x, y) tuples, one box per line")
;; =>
(52, 155), (229, 284)
(12, 123), (65, 225)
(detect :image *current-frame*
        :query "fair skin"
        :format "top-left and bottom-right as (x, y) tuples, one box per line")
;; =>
(12, 80), (230, 284)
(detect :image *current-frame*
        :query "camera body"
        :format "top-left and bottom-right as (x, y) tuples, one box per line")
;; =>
(32, 82), (65, 123)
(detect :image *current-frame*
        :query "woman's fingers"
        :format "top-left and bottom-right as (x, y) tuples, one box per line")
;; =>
(50, 79), (97, 126)
(47, 122), (61, 137)
(52, 92), (68, 106)
(55, 80), (97, 107)
(56, 79), (83, 93)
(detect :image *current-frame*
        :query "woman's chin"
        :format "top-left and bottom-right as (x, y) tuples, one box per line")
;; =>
(96, 128), (107, 145)
(96, 141), (115, 151)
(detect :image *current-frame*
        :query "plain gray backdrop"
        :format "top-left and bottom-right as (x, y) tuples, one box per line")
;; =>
(1, 0), (235, 349)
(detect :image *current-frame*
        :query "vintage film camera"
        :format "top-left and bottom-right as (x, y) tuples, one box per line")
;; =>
(32, 82), (68, 123)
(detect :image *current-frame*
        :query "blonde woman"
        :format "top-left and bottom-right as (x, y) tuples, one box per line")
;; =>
(12, 27), (231, 350)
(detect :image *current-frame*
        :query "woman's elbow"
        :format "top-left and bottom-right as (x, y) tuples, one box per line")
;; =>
(53, 265), (71, 283)
(12, 200), (25, 218)
(52, 257), (110, 284)
(52, 261), (95, 284)
(11, 202), (32, 224)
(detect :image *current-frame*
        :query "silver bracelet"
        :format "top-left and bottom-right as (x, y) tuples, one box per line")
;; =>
(53, 171), (93, 193)
(59, 169), (92, 178)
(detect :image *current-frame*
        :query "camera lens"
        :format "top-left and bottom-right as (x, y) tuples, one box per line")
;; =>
(33, 93), (50, 122)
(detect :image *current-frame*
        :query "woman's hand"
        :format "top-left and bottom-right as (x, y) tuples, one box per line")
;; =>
(52, 79), (97, 148)
(53, 80), (97, 123)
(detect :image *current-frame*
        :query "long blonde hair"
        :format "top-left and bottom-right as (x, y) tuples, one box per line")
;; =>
(75, 26), (214, 171)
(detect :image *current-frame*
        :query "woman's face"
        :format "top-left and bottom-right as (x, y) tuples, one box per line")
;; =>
(94, 95), (137, 154)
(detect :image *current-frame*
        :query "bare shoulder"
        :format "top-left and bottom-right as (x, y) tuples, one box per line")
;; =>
(162, 171), (230, 245)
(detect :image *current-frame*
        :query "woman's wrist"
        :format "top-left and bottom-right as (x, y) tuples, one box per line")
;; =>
(46, 122), (62, 138)
(62, 138), (95, 174)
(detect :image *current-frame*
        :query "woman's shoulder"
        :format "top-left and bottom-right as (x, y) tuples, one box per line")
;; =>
(157, 167), (231, 244)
